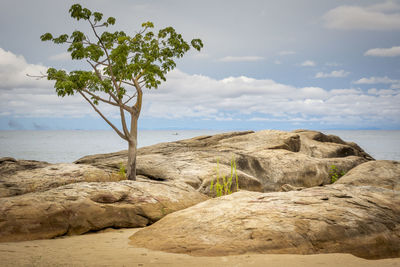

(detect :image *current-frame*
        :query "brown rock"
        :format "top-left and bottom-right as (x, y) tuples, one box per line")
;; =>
(0, 157), (17, 163)
(293, 130), (373, 159)
(0, 130), (378, 246)
(280, 183), (305, 192)
(74, 150), (128, 171)
(0, 180), (208, 242)
(129, 184), (400, 259)
(0, 158), (49, 177)
(0, 162), (125, 198)
(336, 160), (400, 190)
(129, 160), (400, 259)
(76, 130), (373, 194)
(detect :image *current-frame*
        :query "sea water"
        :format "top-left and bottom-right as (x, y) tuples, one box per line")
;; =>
(0, 130), (399, 163)
(0, 130), (224, 163)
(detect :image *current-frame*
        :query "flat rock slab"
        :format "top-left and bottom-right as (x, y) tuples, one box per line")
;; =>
(0, 180), (208, 242)
(0, 157), (49, 177)
(0, 160), (124, 197)
(130, 161), (400, 259)
(76, 130), (373, 194)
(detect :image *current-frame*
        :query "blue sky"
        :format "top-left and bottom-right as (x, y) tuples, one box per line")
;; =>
(0, 0), (400, 130)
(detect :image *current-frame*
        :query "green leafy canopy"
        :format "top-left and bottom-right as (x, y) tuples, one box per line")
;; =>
(40, 4), (203, 101)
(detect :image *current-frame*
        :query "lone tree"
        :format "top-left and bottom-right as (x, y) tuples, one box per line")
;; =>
(39, 4), (203, 180)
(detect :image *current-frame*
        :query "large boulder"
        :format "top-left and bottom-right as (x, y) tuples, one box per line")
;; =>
(0, 158), (124, 197)
(336, 160), (400, 190)
(76, 130), (373, 194)
(129, 160), (400, 260)
(0, 179), (208, 242)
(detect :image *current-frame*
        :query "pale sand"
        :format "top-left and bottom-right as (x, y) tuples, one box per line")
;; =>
(0, 228), (399, 267)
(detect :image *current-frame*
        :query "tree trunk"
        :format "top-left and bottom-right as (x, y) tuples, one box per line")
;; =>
(126, 139), (137, 180)
(126, 115), (138, 181)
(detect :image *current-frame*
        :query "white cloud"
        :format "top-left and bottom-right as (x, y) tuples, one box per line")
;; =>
(0, 48), (117, 118)
(1, 49), (399, 127)
(315, 70), (350, 78)
(323, 1), (400, 30)
(354, 76), (398, 84)
(274, 60), (282, 65)
(139, 69), (400, 126)
(0, 47), (50, 90)
(49, 52), (71, 61)
(218, 56), (264, 62)
(301, 60), (316, 67)
(0, 88), (100, 118)
(278, 50), (296, 56)
(368, 88), (398, 95)
(364, 46), (400, 57)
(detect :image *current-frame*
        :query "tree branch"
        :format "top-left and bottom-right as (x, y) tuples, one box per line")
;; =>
(80, 88), (121, 107)
(101, 75), (135, 87)
(86, 59), (128, 111)
(26, 73), (47, 79)
(78, 90), (128, 141)
(132, 76), (143, 116)
(63, 40), (94, 46)
(119, 106), (131, 139)
(82, 88), (134, 113)
(123, 93), (137, 105)
(134, 69), (145, 81)
(88, 20), (121, 95)
(93, 58), (109, 67)
(86, 60), (103, 81)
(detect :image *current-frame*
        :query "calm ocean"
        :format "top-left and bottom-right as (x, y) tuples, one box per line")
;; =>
(0, 130), (399, 163)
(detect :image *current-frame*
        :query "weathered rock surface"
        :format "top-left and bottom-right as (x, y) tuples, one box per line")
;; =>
(0, 180), (208, 242)
(0, 130), (381, 248)
(336, 160), (400, 190)
(0, 159), (124, 197)
(76, 130), (373, 194)
(293, 130), (373, 159)
(129, 160), (400, 259)
(0, 157), (49, 177)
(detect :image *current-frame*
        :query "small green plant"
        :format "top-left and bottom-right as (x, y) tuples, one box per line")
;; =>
(118, 162), (126, 179)
(329, 164), (345, 183)
(210, 156), (239, 197)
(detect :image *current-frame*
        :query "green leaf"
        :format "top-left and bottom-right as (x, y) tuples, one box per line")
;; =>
(191, 39), (204, 51)
(69, 4), (83, 20)
(53, 34), (69, 44)
(70, 31), (85, 43)
(40, 33), (53, 41)
(93, 12), (103, 23)
(107, 17), (116, 25)
(82, 8), (91, 19)
(141, 21), (154, 28)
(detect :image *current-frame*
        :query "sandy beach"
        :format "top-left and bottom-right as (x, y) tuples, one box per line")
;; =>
(0, 228), (399, 267)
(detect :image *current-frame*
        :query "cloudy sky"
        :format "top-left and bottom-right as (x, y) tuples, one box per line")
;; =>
(1, 0), (399, 130)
